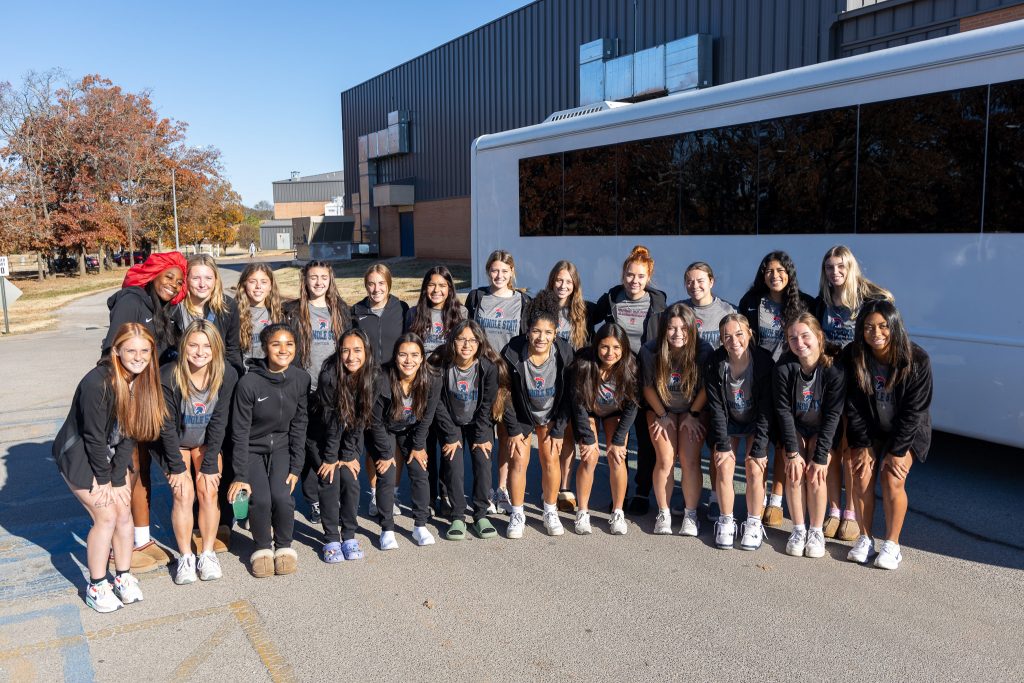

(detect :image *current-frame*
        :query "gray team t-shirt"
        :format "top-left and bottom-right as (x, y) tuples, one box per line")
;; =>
(823, 304), (856, 348)
(180, 387), (216, 449)
(683, 297), (736, 348)
(869, 357), (896, 433)
(523, 352), (557, 425)
(639, 343), (692, 414)
(613, 291), (650, 355)
(477, 293), (521, 353)
(758, 297), (786, 361)
(592, 378), (619, 418)
(423, 309), (447, 354)
(447, 361), (480, 426)
(793, 367), (823, 431)
(556, 307), (573, 345)
(307, 304), (335, 390)
(245, 306), (270, 362)
(398, 393), (416, 428)
(725, 360), (755, 425)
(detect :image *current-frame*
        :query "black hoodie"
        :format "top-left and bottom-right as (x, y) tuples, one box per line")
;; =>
(351, 295), (409, 365)
(592, 284), (668, 350)
(312, 357), (372, 465)
(703, 345), (775, 458)
(501, 334), (575, 438)
(155, 362), (238, 475)
(52, 363), (136, 487)
(772, 352), (846, 465)
(369, 370), (443, 456)
(433, 356), (499, 446)
(230, 360), (310, 484)
(843, 342), (933, 462)
(102, 286), (174, 358)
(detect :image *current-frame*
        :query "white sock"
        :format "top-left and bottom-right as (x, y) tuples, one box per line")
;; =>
(612, 508), (623, 516)
(543, 502), (557, 514)
(747, 514), (762, 525)
(134, 526), (150, 548)
(578, 508), (589, 514)
(684, 508), (697, 518)
(809, 526), (823, 534)
(180, 552), (195, 560)
(721, 514), (734, 524)
(709, 491), (719, 504)
(511, 505), (524, 515)
(793, 523), (807, 533)
(769, 494), (783, 507)
(660, 508), (671, 515)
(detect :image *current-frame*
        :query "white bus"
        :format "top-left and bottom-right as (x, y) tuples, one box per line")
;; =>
(471, 20), (1024, 448)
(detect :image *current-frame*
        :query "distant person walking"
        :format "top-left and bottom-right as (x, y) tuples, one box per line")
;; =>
(249, 241), (257, 259)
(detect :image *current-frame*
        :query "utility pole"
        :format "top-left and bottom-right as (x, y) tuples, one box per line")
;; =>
(172, 167), (180, 251)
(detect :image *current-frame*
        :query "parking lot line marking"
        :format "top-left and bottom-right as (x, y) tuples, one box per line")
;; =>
(228, 600), (297, 683)
(172, 616), (234, 679)
(0, 604), (93, 681)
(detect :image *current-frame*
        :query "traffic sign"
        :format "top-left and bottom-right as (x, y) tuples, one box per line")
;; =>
(0, 255), (8, 277)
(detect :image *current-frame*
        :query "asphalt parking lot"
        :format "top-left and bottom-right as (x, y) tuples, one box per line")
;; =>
(0, 274), (1021, 682)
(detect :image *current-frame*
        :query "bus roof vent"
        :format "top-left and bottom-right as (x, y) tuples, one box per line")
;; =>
(543, 101), (631, 123)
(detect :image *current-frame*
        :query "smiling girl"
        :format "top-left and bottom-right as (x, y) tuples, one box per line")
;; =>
(103, 252), (187, 361)
(175, 255), (243, 375)
(681, 261), (736, 349)
(55, 323), (165, 612)
(237, 263), (284, 371)
(156, 320), (237, 583)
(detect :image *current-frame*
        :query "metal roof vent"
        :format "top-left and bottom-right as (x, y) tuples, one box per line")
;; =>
(290, 171), (301, 181)
(543, 101), (631, 123)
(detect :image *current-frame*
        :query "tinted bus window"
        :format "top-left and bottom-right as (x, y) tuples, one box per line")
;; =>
(563, 145), (618, 236)
(617, 135), (681, 235)
(680, 124), (758, 235)
(985, 80), (1024, 233)
(520, 153), (563, 236)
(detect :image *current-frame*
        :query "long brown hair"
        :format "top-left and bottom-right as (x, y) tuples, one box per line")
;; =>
(174, 320), (226, 401)
(321, 328), (377, 431)
(785, 312), (839, 369)
(184, 254), (227, 318)
(574, 323), (637, 413)
(546, 260), (588, 349)
(439, 319), (510, 420)
(293, 260), (350, 369)
(108, 323), (165, 442)
(237, 262), (283, 354)
(409, 266), (464, 342)
(654, 303), (700, 406)
(388, 333), (437, 422)
(851, 299), (914, 394)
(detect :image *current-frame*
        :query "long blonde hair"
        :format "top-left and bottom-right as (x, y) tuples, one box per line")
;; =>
(237, 263), (283, 354)
(184, 254), (226, 318)
(108, 323), (165, 442)
(485, 250), (524, 292)
(174, 320), (226, 401)
(546, 260), (588, 349)
(819, 245), (893, 312)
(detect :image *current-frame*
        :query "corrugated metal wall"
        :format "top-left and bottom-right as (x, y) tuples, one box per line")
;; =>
(838, 0), (1023, 55)
(341, 0), (847, 204)
(272, 180), (345, 203)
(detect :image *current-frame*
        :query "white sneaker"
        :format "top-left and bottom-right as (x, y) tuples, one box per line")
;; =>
(197, 551), (222, 581)
(506, 511), (526, 539)
(486, 489), (498, 515)
(714, 519), (736, 549)
(393, 503), (402, 517)
(112, 573), (143, 604)
(493, 488), (513, 515)
(874, 540), (902, 570)
(609, 510), (627, 536)
(653, 510), (673, 535)
(574, 510), (592, 535)
(786, 528), (807, 556)
(543, 509), (564, 536)
(86, 580), (122, 613)
(739, 520), (764, 550)
(379, 530), (399, 550)
(174, 554), (197, 585)
(848, 535), (877, 564)
(804, 529), (826, 558)
(412, 526), (436, 546)
(368, 489), (379, 517)
(679, 513), (699, 537)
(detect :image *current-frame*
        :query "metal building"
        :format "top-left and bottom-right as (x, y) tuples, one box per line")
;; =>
(340, 0), (1024, 261)
(271, 171), (345, 220)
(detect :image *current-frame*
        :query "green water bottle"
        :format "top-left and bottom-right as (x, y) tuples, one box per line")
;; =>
(232, 489), (250, 521)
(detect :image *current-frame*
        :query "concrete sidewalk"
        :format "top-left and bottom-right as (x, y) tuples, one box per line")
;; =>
(0, 272), (1021, 682)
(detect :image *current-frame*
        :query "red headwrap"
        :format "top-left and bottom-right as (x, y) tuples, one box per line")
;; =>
(121, 251), (189, 305)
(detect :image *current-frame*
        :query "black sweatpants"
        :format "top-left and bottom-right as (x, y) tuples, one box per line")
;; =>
(218, 447), (235, 528)
(248, 448), (295, 551)
(426, 426), (449, 504)
(318, 464), (360, 543)
(369, 428), (430, 527)
(632, 417), (655, 498)
(442, 423), (492, 522)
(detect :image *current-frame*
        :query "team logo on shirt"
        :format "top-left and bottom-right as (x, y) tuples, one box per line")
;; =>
(669, 372), (681, 389)
(598, 385), (615, 404)
(695, 317), (704, 330)
(193, 402), (207, 416)
(874, 375), (887, 392)
(457, 380), (470, 394)
(432, 321), (444, 337)
(732, 388), (748, 410)
(797, 387), (820, 412)
(317, 317), (328, 330)
(533, 376), (545, 390)
(772, 314), (783, 328)
(259, 318), (270, 325)
(493, 308), (504, 319)
(828, 313), (844, 329)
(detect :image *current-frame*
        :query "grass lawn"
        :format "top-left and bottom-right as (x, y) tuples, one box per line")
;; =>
(269, 259), (472, 305)
(2, 268), (127, 335)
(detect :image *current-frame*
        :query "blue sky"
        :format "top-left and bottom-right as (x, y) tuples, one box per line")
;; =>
(0, 0), (533, 206)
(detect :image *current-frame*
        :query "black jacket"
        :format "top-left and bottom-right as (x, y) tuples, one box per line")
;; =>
(313, 359), (370, 465)
(433, 357), (499, 446)
(844, 343), (933, 462)
(155, 362), (238, 475)
(464, 287), (533, 336)
(736, 289), (816, 348)
(230, 361), (310, 483)
(772, 353), (846, 465)
(501, 335), (575, 438)
(369, 371), (443, 456)
(703, 345), (775, 458)
(352, 295), (409, 365)
(52, 363), (136, 487)
(103, 286), (175, 359)
(592, 285), (668, 351)
(173, 295), (244, 377)
(569, 363), (638, 448)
